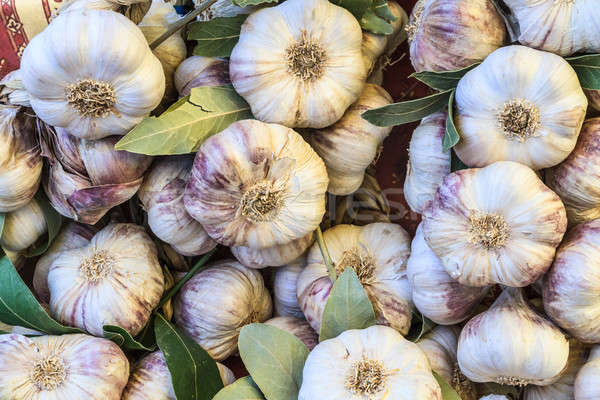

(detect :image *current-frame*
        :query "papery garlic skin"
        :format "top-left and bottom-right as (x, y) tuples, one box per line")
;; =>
(173, 260), (272, 361)
(299, 325), (442, 399)
(0, 333), (129, 400)
(575, 346), (600, 400)
(454, 45), (587, 170)
(0, 198), (47, 252)
(273, 258), (306, 318)
(407, 0), (506, 72)
(265, 316), (319, 351)
(404, 112), (450, 214)
(0, 105), (42, 212)
(543, 219), (600, 343)
(184, 119), (328, 249)
(458, 288), (569, 386)
(297, 223), (413, 335)
(0, 70), (30, 107)
(407, 224), (487, 325)
(48, 223), (164, 336)
(229, 0), (366, 129)
(174, 56), (230, 97)
(231, 233), (313, 269)
(138, 156), (216, 256)
(503, 0), (600, 57)
(546, 118), (600, 225)
(423, 161), (567, 287)
(20, 9), (165, 139)
(310, 84), (393, 195)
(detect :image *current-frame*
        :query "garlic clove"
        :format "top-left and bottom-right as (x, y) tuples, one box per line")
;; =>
(574, 345), (600, 400)
(273, 258), (306, 319)
(174, 56), (230, 98)
(264, 316), (318, 351)
(0, 198), (47, 252)
(231, 233), (313, 269)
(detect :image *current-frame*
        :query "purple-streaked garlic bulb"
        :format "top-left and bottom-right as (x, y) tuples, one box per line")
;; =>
(231, 233), (313, 269)
(0, 197), (47, 252)
(575, 346), (600, 400)
(273, 258), (306, 319)
(174, 56), (230, 98)
(265, 316), (319, 351)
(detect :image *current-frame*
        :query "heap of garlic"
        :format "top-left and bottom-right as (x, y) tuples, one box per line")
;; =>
(174, 56), (230, 97)
(575, 346), (600, 400)
(0, 198), (47, 252)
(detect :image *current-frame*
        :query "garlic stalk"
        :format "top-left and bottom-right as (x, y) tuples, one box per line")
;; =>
(264, 316), (319, 351)
(575, 346), (600, 400)
(174, 56), (230, 97)
(0, 198), (47, 252)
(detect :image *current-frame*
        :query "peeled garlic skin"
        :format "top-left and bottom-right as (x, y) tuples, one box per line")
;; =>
(575, 346), (600, 400)
(299, 325), (442, 400)
(173, 260), (272, 361)
(310, 84), (393, 195)
(297, 223), (412, 335)
(404, 112), (450, 214)
(0, 198), (47, 252)
(422, 161), (567, 287)
(407, 224), (487, 325)
(543, 219), (600, 343)
(273, 258), (306, 319)
(265, 316), (318, 351)
(546, 118), (600, 225)
(408, 0), (506, 73)
(231, 233), (313, 269)
(174, 56), (230, 97)
(454, 45), (587, 170)
(184, 119), (328, 249)
(229, 0), (366, 129)
(0, 333), (129, 400)
(458, 288), (569, 387)
(48, 223), (164, 336)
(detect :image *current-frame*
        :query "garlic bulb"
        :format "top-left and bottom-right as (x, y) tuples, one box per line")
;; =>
(229, 0), (366, 128)
(184, 119), (328, 249)
(546, 118), (600, 225)
(42, 127), (152, 224)
(0, 333), (129, 399)
(458, 288), (569, 386)
(0, 198), (47, 252)
(265, 316), (318, 351)
(422, 161), (567, 287)
(299, 325), (442, 399)
(0, 70), (30, 107)
(503, 0), (600, 56)
(195, 0), (256, 20)
(174, 56), (230, 97)
(407, 223), (488, 325)
(407, 0), (506, 72)
(231, 233), (313, 269)
(297, 223), (413, 335)
(404, 112), (450, 214)
(138, 156), (216, 256)
(418, 326), (477, 400)
(454, 45), (587, 170)
(173, 260), (272, 361)
(122, 351), (234, 399)
(273, 258), (306, 319)
(0, 105), (42, 212)
(310, 84), (393, 195)
(575, 346), (600, 400)
(543, 219), (600, 343)
(48, 223), (164, 336)
(20, 9), (164, 140)
(362, 33), (388, 77)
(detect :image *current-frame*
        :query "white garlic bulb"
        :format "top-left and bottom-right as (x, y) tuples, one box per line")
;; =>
(138, 156), (216, 257)
(310, 84), (393, 195)
(264, 316), (319, 351)
(575, 346), (600, 400)
(48, 223), (164, 336)
(229, 0), (366, 128)
(407, 223), (488, 325)
(297, 223), (413, 335)
(543, 219), (600, 343)
(231, 233), (313, 269)
(0, 198), (47, 252)
(454, 45), (587, 170)
(0, 105), (42, 212)
(184, 119), (328, 249)
(0, 333), (129, 399)
(174, 56), (230, 97)
(173, 260), (272, 361)
(20, 9), (165, 140)
(299, 325), (442, 399)
(407, 0), (506, 72)
(362, 33), (388, 76)
(458, 288), (569, 386)
(422, 161), (567, 287)
(546, 118), (600, 225)
(404, 112), (451, 214)
(273, 258), (306, 319)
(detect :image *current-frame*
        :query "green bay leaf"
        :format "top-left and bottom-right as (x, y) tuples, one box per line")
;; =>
(24, 191), (62, 258)
(433, 371), (463, 400)
(238, 323), (309, 400)
(451, 149), (468, 172)
(319, 268), (376, 342)
(115, 85), (252, 156)
(103, 325), (155, 351)
(331, 0), (373, 19)
(443, 90), (459, 152)
(213, 376), (266, 400)
(189, 15), (248, 58)
(372, 0), (396, 21)
(410, 63), (480, 91)
(360, 8), (393, 35)
(566, 54), (600, 90)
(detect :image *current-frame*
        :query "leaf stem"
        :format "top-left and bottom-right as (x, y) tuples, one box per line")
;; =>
(150, 0), (219, 50)
(316, 227), (336, 283)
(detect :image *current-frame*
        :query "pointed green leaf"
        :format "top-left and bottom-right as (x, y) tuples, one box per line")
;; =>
(213, 376), (266, 400)
(154, 314), (224, 400)
(566, 54), (600, 90)
(410, 63), (480, 91)
(433, 371), (463, 400)
(188, 15), (248, 58)
(361, 89), (453, 127)
(450, 149), (468, 172)
(230, 0), (278, 5)
(443, 90), (459, 152)
(319, 268), (376, 341)
(407, 310), (435, 342)
(373, 0), (396, 21)
(238, 323), (309, 400)
(24, 191), (62, 257)
(115, 86), (252, 155)
(331, 0), (373, 19)
(360, 8), (393, 35)
(103, 325), (155, 351)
